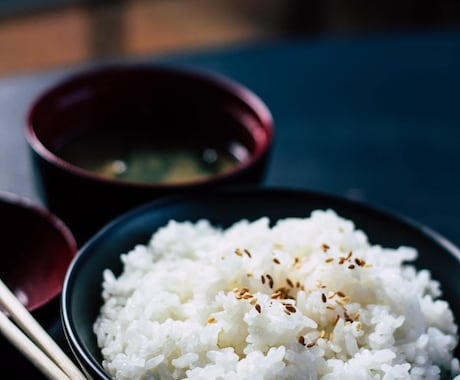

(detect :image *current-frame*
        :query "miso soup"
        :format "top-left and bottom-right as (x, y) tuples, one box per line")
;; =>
(56, 129), (249, 184)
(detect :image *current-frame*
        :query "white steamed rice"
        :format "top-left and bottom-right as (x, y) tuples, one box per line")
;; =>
(94, 209), (459, 380)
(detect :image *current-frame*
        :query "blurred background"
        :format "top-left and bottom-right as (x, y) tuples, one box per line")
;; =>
(1, 0), (460, 77)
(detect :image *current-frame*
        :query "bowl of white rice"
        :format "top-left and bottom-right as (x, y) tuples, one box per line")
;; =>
(61, 188), (460, 379)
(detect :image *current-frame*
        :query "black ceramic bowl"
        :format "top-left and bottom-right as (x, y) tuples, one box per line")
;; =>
(61, 187), (460, 379)
(26, 64), (273, 246)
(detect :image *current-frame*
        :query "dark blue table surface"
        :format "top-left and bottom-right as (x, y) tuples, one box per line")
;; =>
(1, 28), (459, 245)
(0, 28), (459, 378)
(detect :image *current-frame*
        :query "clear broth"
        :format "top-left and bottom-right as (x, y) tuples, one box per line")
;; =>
(56, 130), (249, 184)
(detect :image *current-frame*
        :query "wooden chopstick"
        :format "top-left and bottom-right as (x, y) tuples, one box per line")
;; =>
(0, 279), (87, 380)
(0, 310), (71, 380)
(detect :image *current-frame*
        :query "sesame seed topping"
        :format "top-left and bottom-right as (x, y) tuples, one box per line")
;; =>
(266, 274), (274, 288)
(207, 317), (216, 324)
(271, 290), (283, 299)
(244, 249), (252, 258)
(255, 304), (261, 313)
(273, 258), (280, 264)
(333, 314), (340, 326)
(355, 257), (365, 266)
(321, 243), (330, 252)
(234, 249), (243, 257)
(344, 311), (352, 322)
(324, 258), (334, 263)
(321, 293), (327, 303)
(285, 304), (297, 313)
(286, 278), (294, 288)
(298, 336), (305, 346)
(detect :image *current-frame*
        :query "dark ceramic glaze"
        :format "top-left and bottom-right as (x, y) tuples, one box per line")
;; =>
(26, 64), (274, 246)
(61, 187), (460, 380)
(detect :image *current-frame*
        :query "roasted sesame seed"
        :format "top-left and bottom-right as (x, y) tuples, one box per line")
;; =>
(273, 258), (280, 264)
(333, 314), (340, 326)
(255, 304), (262, 313)
(324, 258), (334, 263)
(244, 249), (252, 258)
(239, 288), (249, 295)
(286, 278), (294, 288)
(348, 264), (355, 269)
(285, 304), (297, 313)
(266, 274), (274, 288)
(261, 274), (266, 284)
(271, 291), (282, 299)
(298, 336), (305, 346)
(344, 311), (352, 322)
(321, 293), (327, 303)
(207, 317), (216, 324)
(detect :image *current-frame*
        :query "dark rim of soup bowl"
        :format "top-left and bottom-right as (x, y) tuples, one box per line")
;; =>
(0, 191), (77, 312)
(25, 63), (274, 189)
(61, 187), (460, 379)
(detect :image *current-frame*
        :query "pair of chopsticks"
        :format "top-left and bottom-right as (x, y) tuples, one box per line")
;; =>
(0, 279), (87, 380)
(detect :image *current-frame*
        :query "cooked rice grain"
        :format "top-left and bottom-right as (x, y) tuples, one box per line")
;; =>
(94, 210), (459, 379)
